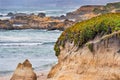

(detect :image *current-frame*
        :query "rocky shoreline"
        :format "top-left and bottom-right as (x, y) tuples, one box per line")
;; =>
(1, 2), (120, 80)
(0, 13), (75, 31)
(0, 2), (120, 31)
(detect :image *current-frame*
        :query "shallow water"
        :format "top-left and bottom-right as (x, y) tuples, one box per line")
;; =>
(0, 29), (62, 76)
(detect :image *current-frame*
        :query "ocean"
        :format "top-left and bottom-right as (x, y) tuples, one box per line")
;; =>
(0, 7), (76, 17)
(0, 6), (77, 76)
(0, 29), (62, 76)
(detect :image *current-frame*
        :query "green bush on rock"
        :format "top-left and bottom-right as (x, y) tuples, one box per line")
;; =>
(54, 13), (120, 56)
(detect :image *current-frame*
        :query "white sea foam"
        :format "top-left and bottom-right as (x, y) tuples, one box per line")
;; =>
(0, 36), (30, 42)
(0, 16), (11, 20)
(0, 29), (61, 76)
(0, 42), (42, 46)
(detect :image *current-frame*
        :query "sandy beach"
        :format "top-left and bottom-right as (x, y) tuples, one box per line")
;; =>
(0, 71), (48, 80)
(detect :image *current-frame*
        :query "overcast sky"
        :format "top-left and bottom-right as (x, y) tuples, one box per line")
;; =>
(0, 0), (120, 8)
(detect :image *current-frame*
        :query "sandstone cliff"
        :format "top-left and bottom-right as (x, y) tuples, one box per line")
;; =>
(11, 59), (37, 80)
(48, 13), (120, 80)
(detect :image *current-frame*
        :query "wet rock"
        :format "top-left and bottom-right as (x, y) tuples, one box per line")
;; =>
(38, 13), (46, 18)
(7, 12), (14, 16)
(0, 15), (3, 17)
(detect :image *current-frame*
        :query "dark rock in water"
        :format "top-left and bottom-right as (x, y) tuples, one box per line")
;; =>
(7, 12), (14, 16)
(38, 13), (46, 18)
(0, 15), (3, 17)
(30, 13), (35, 16)
(10, 59), (37, 80)
(60, 15), (65, 18)
(59, 15), (66, 19)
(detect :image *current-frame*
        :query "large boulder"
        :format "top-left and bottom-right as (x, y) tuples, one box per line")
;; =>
(10, 59), (37, 80)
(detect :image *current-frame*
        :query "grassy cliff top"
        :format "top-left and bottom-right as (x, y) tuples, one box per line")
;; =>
(54, 13), (120, 56)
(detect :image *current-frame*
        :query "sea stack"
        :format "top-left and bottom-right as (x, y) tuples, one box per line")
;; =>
(10, 59), (37, 80)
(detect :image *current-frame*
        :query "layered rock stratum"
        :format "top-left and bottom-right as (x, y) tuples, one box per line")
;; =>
(48, 13), (120, 80)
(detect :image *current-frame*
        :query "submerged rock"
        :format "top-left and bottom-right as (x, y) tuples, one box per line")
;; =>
(10, 59), (37, 80)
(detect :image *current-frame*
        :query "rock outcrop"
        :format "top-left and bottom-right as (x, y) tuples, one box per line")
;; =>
(67, 5), (104, 16)
(0, 14), (75, 30)
(10, 59), (37, 80)
(48, 13), (120, 80)
(66, 5), (104, 21)
(66, 2), (120, 22)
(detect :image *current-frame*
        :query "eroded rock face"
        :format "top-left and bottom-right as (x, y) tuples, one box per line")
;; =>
(10, 59), (37, 80)
(48, 32), (120, 80)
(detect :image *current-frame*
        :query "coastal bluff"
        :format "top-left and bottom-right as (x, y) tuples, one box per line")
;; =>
(66, 2), (120, 21)
(48, 13), (120, 80)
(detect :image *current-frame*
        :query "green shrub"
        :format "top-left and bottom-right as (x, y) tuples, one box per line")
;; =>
(54, 13), (120, 56)
(87, 43), (94, 52)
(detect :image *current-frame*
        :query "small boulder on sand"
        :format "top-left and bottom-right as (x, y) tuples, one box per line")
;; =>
(10, 59), (37, 80)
